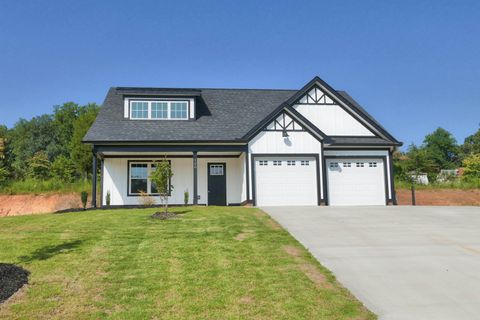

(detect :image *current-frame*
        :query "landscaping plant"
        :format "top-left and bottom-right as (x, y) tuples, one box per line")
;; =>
(149, 158), (173, 216)
(106, 190), (111, 206)
(80, 191), (88, 209)
(184, 189), (189, 205)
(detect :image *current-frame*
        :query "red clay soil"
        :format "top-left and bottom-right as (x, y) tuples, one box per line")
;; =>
(0, 193), (85, 217)
(396, 188), (480, 206)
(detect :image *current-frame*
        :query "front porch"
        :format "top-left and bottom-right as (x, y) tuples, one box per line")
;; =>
(91, 145), (250, 207)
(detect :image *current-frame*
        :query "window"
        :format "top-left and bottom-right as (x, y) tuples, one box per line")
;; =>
(209, 164), (224, 176)
(301, 160), (310, 166)
(356, 162), (365, 167)
(369, 162), (378, 168)
(343, 162), (351, 167)
(130, 100), (189, 120)
(170, 102), (188, 119)
(330, 162), (339, 168)
(131, 102), (149, 119)
(273, 160), (282, 166)
(151, 102), (168, 119)
(129, 162), (168, 195)
(287, 160), (296, 166)
(259, 160), (268, 166)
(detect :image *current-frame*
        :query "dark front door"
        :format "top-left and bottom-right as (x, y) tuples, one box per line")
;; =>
(208, 163), (227, 206)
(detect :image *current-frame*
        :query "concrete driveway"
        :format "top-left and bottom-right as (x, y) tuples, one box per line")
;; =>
(262, 206), (480, 320)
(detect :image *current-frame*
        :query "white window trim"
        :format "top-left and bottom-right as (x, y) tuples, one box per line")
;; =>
(129, 99), (189, 120)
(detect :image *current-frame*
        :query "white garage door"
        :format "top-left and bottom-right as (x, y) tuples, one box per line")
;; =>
(326, 158), (386, 206)
(255, 157), (317, 206)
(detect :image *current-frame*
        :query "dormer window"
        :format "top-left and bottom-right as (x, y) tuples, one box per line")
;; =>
(129, 100), (189, 120)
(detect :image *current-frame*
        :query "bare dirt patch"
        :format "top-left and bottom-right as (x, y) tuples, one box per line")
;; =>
(238, 295), (254, 304)
(396, 188), (480, 206)
(0, 193), (84, 217)
(283, 245), (302, 257)
(297, 263), (331, 288)
(234, 231), (255, 241)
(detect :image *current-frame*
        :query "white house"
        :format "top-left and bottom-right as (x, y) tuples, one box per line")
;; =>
(83, 76), (402, 207)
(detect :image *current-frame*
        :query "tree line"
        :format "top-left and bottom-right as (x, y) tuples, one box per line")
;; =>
(394, 127), (480, 184)
(0, 102), (99, 188)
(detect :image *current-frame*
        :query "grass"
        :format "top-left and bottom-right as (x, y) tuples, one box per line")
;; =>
(395, 178), (480, 190)
(0, 178), (91, 195)
(0, 207), (375, 320)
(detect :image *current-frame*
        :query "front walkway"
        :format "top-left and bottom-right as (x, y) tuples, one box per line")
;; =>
(262, 206), (480, 320)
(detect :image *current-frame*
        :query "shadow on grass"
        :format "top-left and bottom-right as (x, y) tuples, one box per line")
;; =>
(173, 210), (191, 215)
(17, 240), (83, 263)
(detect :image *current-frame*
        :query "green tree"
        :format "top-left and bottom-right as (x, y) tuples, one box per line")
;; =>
(27, 151), (51, 179)
(52, 102), (81, 158)
(397, 144), (437, 183)
(51, 156), (76, 182)
(423, 127), (459, 170)
(149, 159), (174, 214)
(70, 103), (99, 178)
(7, 115), (57, 177)
(462, 128), (480, 156)
(462, 154), (480, 180)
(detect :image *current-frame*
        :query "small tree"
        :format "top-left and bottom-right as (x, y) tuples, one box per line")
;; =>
(149, 159), (173, 214)
(184, 189), (189, 205)
(27, 151), (51, 180)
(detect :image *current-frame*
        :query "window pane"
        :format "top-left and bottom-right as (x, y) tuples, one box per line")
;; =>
(131, 179), (147, 194)
(131, 102), (148, 119)
(170, 102), (188, 119)
(131, 164), (148, 179)
(151, 102), (168, 119)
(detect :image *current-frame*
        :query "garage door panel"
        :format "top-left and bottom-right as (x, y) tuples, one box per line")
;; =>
(327, 158), (386, 206)
(255, 157), (317, 206)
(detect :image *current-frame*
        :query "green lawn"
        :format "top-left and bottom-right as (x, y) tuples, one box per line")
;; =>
(0, 207), (375, 320)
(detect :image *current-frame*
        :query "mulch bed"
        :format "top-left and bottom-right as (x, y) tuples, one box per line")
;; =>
(0, 263), (29, 303)
(151, 211), (177, 220)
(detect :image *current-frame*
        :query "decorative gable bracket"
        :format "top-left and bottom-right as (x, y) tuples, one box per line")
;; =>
(263, 111), (304, 132)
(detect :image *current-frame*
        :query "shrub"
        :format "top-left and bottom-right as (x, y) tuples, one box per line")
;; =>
(184, 189), (189, 205)
(80, 191), (88, 209)
(462, 154), (480, 180)
(51, 156), (76, 183)
(106, 190), (111, 206)
(139, 190), (156, 206)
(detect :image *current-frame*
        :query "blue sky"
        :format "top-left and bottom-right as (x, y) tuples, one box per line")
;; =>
(0, 0), (479, 148)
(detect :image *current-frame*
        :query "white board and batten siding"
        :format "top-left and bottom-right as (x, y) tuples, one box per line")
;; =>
(293, 87), (374, 136)
(102, 156), (245, 206)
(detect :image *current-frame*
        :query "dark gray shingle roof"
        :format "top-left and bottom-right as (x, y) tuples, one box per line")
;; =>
(83, 85), (400, 146)
(83, 88), (296, 142)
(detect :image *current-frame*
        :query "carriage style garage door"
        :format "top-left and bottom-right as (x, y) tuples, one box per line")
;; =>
(254, 156), (317, 206)
(326, 158), (386, 206)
